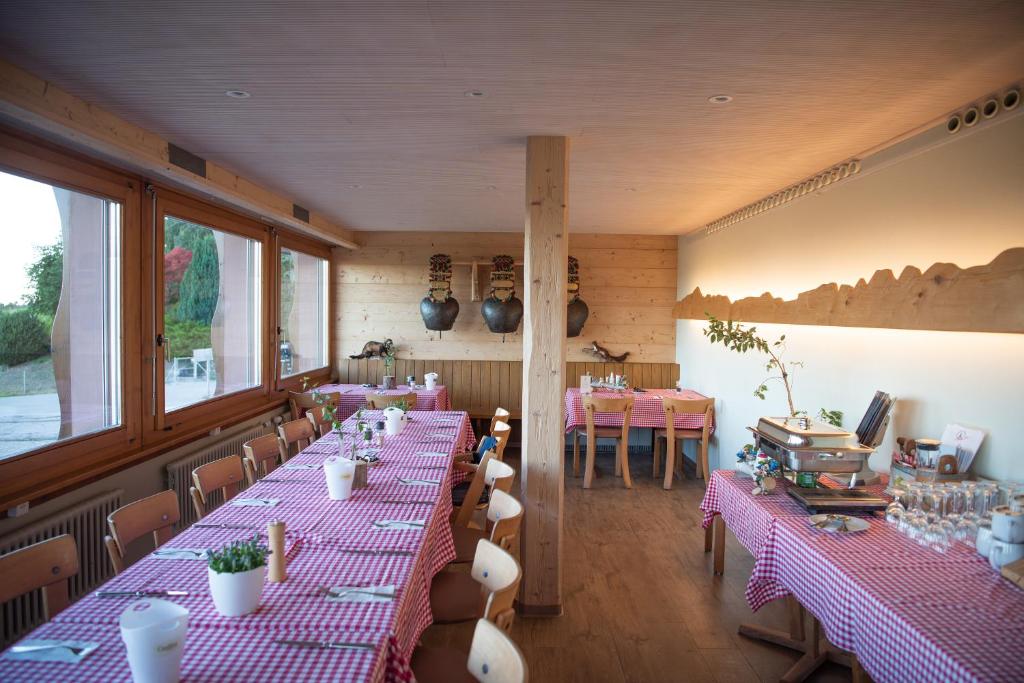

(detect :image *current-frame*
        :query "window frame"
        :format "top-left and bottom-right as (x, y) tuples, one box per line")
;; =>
(274, 230), (333, 392)
(143, 187), (275, 443)
(0, 128), (142, 506)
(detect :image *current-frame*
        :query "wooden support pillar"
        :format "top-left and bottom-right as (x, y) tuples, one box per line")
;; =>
(518, 135), (569, 616)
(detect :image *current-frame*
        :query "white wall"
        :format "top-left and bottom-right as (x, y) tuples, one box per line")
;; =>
(676, 113), (1024, 482)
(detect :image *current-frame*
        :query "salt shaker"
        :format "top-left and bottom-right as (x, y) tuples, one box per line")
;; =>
(268, 519), (286, 582)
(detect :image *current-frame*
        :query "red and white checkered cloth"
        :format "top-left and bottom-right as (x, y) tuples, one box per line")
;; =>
(701, 471), (1024, 683)
(3, 410), (473, 682)
(564, 387), (714, 433)
(316, 384), (452, 420)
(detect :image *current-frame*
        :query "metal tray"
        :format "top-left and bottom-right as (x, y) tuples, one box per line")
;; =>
(787, 487), (888, 514)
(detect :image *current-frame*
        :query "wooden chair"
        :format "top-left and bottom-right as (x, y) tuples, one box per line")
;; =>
(653, 397), (714, 486)
(104, 490), (180, 574)
(364, 391), (417, 409)
(0, 534), (79, 620)
(307, 404), (335, 439)
(243, 433), (283, 482)
(453, 455), (516, 528)
(491, 421), (512, 461)
(189, 454), (246, 519)
(429, 539), (522, 633)
(452, 488), (524, 564)
(278, 418), (315, 461)
(575, 394), (635, 489)
(489, 407), (510, 434)
(411, 618), (529, 683)
(287, 390), (319, 421)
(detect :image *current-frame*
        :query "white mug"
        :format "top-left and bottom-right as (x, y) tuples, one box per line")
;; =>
(976, 524), (994, 558)
(991, 506), (1024, 544)
(989, 538), (1024, 570)
(1011, 494), (1024, 513)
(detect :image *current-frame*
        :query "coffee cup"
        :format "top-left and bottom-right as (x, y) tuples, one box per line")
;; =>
(976, 523), (994, 558)
(991, 506), (1024, 543)
(988, 538), (1024, 570)
(1011, 494), (1024, 513)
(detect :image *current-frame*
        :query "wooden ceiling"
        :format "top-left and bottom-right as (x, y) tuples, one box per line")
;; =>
(0, 1), (1021, 234)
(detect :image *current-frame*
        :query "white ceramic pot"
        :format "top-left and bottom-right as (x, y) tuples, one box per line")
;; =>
(324, 456), (356, 500)
(119, 599), (189, 683)
(208, 566), (265, 617)
(991, 506), (1024, 543)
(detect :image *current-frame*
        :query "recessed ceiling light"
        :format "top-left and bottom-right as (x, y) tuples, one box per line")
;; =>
(225, 90), (251, 99)
(349, 184), (361, 189)
(708, 94), (733, 104)
(486, 184), (497, 190)
(464, 90), (485, 98)
(626, 187), (637, 192)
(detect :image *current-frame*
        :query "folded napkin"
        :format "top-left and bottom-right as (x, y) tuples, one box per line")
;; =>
(416, 451), (449, 458)
(230, 497), (281, 507)
(324, 584), (396, 604)
(372, 519), (426, 530)
(3, 640), (100, 663)
(151, 548), (209, 561)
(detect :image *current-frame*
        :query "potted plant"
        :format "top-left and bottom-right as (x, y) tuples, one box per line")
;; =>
(207, 536), (269, 617)
(382, 350), (397, 390)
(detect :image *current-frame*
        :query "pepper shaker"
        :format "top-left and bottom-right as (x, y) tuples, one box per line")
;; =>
(268, 519), (286, 582)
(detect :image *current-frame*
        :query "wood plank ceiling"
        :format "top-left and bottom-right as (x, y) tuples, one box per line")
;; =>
(0, 1), (1021, 234)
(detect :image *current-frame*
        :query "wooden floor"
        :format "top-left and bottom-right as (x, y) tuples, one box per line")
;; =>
(420, 448), (851, 682)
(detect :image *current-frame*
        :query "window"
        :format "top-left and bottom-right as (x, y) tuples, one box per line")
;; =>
(162, 215), (262, 412)
(279, 247), (328, 378)
(0, 169), (121, 460)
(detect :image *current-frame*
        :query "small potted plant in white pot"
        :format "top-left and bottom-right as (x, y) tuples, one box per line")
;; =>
(207, 535), (268, 617)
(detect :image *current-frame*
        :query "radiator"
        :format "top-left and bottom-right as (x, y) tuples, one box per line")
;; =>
(165, 423), (272, 530)
(0, 489), (123, 647)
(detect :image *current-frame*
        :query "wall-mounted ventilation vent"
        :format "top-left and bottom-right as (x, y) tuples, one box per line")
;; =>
(946, 87), (1019, 135)
(292, 204), (310, 222)
(704, 160), (861, 237)
(167, 144), (207, 178)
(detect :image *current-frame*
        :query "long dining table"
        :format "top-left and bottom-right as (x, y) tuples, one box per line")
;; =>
(0, 410), (476, 683)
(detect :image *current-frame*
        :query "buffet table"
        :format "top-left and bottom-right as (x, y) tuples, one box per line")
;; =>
(701, 470), (1024, 683)
(0, 410), (476, 682)
(317, 383), (453, 420)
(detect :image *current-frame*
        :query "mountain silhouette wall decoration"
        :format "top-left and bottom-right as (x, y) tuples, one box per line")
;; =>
(673, 248), (1024, 334)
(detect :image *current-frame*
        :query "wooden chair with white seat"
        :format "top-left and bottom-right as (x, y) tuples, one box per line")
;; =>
(189, 454), (247, 519)
(575, 394), (635, 489)
(411, 618), (529, 683)
(489, 407), (510, 434)
(490, 420), (512, 461)
(428, 539), (522, 633)
(653, 397), (714, 486)
(242, 433), (283, 482)
(278, 418), (315, 461)
(364, 391), (417, 409)
(451, 488), (523, 564)
(104, 490), (180, 574)
(0, 534), (79, 620)
(452, 455), (516, 529)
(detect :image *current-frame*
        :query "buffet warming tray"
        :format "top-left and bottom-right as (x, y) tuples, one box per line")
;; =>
(748, 416), (874, 474)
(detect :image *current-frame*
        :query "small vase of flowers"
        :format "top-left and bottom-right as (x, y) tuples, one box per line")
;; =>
(207, 535), (269, 617)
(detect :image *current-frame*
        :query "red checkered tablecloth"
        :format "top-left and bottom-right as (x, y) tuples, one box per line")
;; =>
(316, 384), (452, 420)
(1, 411), (472, 682)
(700, 470), (1024, 683)
(564, 387), (714, 433)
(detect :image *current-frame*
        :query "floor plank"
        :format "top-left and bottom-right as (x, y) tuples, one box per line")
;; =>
(419, 448), (852, 682)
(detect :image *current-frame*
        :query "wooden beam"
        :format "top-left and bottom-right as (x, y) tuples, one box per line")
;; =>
(519, 135), (569, 614)
(0, 60), (358, 249)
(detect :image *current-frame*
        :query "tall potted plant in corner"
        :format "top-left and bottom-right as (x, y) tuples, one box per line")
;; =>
(207, 536), (269, 617)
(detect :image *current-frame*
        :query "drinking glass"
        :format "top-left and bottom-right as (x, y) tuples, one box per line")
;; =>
(885, 485), (907, 525)
(901, 483), (929, 544)
(977, 482), (1000, 521)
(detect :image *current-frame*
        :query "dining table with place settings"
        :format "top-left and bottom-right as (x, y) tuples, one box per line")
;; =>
(314, 383), (453, 421)
(700, 470), (1024, 683)
(563, 387), (715, 433)
(0, 410), (478, 683)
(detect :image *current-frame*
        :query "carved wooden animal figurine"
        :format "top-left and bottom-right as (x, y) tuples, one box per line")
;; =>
(349, 338), (394, 359)
(583, 341), (630, 363)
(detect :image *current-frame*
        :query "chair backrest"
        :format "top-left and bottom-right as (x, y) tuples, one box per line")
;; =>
(190, 454), (246, 519)
(471, 539), (522, 633)
(486, 489), (524, 551)
(278, 418), (315, 461)
(105, 490), (180, 574)
(288, 390), (321, 421)
(467, 618), (529, 683)
(489, 407), (511, 434)
(364, 391), (417, 409)
(307, 403), (341, 438)
(0, 534), (79, 620)
(491, 421), (512, 460)
(483, 458), (515, 494)
(453, 450), (494, 528)
(243, 433), (282, 482)
(661, 396), (714, 440)
(583, 394), (634, 444)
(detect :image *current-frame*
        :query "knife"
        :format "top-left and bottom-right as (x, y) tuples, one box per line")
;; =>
(10, 643), (89, 656)
(337, 548), (415, 557)
(96, 590), (190, 598)
(274, 639), (376, 651)
(194, 523), (255, 530)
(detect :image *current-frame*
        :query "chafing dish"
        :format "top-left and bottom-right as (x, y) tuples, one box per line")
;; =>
(748, 416), (873, 474)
